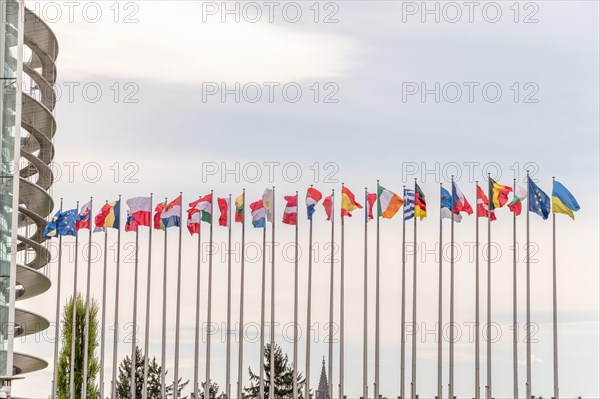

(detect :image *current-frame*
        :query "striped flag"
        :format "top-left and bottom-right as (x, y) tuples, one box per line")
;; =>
(377, 184), (404, 219)
(306, 188), (323, 221)
(403, 188), (415, 221)
(283, 194), (298, 225)
(250, 200), (266, 228)
(235, 193), (244, 223)
(441, 186), (462, 222)
(263, 188), (274, 223)
(76, 201), (92, 230)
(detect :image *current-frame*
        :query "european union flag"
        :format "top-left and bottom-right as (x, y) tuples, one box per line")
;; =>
(43, 211), (60, 239)
(528, 177), (551, 220)
(57, 209), (79, 237)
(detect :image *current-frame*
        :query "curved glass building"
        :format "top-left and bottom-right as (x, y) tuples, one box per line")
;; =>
(1, 0), (57, 388)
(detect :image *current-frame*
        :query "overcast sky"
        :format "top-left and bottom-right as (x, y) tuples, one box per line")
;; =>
(17, 1), (599, 398)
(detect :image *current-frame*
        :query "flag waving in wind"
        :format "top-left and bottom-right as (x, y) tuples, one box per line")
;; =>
(414, 184), (427, 220)
(377, 184), (404, 219)
(76, 201), (92, 230)
(452, 182), (473, 215)
(162, 195), (182, 228)
(366, 192), (377, 221)
(306, 188), (323, 221)
(341, 186), (362, 217)
(95, 200), (121, 232)
(235, 193), (244, 223)
(323, 194), (333, 221)
(190, 194), (213, 224)
(441, 186), (461, 222)
(263, 188), (274, 223)
(250, 199), (266, 228)
(552, 180), (580, 219)
(283, 194), (298, 225)
(43, 211), (61, 239)
(476, 185), (496, 221)
(218, 197), (230, 227)
(154, 201), (166, 230)
(404, 188), (415, 221)
(528, 177), (551, 220)
(508, 184), (527, 215)
(490, 178), (513, 210)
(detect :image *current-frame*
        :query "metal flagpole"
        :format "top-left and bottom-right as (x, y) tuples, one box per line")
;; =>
(552, 176), (559, 399)
(486, 175), (492, 399)
(513, 180), (518, 399)
(375, 182), (380, 399)
(306, 187), (315, 399)
(475, 183), (480, 399)
(259, 221), (266, 399)
(131, 228), (140, 399)
(99, 201), (108, 399)
(160, 197), (168, 399)
(193, 196), (202, 399)
(82, 199), (93, 399)
(112, 196), (122, 399)
(293, 191), (299, 399)
(340, 184), (345, 399)
(52, 198), (63, 399)
(328, 189), (335, 399)
(143, 194), (154, 399)
(226, 194), (233, 399)
(450, 178), (455, 399)
(70, 200), (79, 399)
(410, 179), (418, 399)
(206, 191), (215, 398)
(237, 190), (246, 399)
(400, 186), (407, 399)
(526, 171), (531, 399)
(269, 186), (276, 399)
(174, 193), (184, 397)
(363, 188), (368, 399)
(437, 184), (442, 399)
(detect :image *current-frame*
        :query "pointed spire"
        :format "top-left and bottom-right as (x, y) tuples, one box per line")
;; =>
(316, 356), (329, 399)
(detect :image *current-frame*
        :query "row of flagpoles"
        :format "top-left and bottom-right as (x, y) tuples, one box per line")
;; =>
(44, 173), (580, 399)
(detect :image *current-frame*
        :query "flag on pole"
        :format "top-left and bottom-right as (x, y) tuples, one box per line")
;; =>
(306, 188), (323, 221)
(235, 193), (244, 223)
(76, 201), (92, 230)
(125, 197), (150, 226)
(323, 194), (333, 221)
(44, 211), (61, 239)
(263, 188), (274, 223)
(377, 184), (404, 219)
(528, 177), (551, 220)
(508, 184), (527, 215)
(366, 193), (377, 221)
(154, 201), (166, 230)
(414, 184), (427, 220)
(57, 209), (79, 236)
(250, 200), (266, 228)
(283, 194), (298, 225)
(341, 186), (362, 217)
(218, 197), (231, 227)
(404, 188), (415, 221)
(451, 182), (473, 215)
(490, 178), (513, 209)
(440, 187), (462, 222)
(476, 185), (497, 221)
(95, 200), (121, 231)
(190, 194), (213, 224)
(552, 181), (580, 219)
(162, 195), (182, 228)
(187, 208), (201, 235)
(125, 211), (139, 232)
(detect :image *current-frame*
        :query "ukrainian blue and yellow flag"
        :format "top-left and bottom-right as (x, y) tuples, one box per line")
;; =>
(552, 180), (580, 220)
(528, 177), (551, 220)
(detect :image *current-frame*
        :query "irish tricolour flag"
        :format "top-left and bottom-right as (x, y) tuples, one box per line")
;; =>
(377, 184), (404, 219)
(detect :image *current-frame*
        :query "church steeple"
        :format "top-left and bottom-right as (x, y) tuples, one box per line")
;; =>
(316, 356), (329, 399)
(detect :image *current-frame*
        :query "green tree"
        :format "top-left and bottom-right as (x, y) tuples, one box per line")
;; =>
(244, 343), (304, 399)
(57, 294), (99, 399)
(116, 346), (189, 398)
(195, 381), (224, 399)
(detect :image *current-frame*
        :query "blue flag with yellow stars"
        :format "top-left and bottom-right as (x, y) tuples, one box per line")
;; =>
(528, 177), (551, 220)
(57, 209), (79, 237)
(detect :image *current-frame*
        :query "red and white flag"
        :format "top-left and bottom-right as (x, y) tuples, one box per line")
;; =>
(282, 194), (298, 225)
(187, 208), (201, 235)
(218, 197), (230, 227)
(477, 185), (497, 221)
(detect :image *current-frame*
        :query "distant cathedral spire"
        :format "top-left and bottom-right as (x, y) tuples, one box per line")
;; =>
(316, 356), (329, 399)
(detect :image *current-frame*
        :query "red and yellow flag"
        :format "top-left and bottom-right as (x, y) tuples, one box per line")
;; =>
(341, 186), (363, 217)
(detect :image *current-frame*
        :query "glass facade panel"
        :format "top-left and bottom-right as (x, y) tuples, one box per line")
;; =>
(0, 0), (19, 377)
